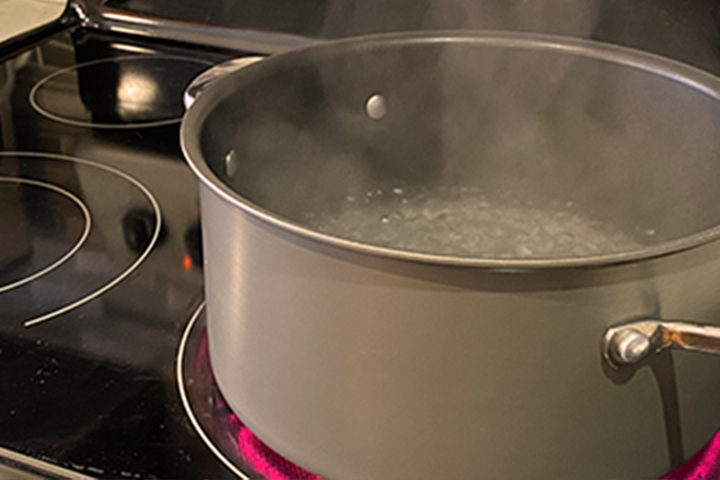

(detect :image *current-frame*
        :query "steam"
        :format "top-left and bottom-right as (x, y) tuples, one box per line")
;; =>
(320, 0), (601, 38)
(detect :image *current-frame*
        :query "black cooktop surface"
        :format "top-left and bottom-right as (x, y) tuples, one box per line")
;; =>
(0, 26), (312, 480)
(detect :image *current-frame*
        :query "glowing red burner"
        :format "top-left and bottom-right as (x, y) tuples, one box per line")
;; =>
(231, 412), (322, 480)
(661, 430), (720, 480)
(194, 329), (323, 480)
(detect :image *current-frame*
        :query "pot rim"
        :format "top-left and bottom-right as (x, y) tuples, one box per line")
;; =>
(181, 30), (720, 270)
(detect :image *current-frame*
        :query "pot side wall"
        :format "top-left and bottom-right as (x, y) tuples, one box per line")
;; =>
(200, 182), (720, 480)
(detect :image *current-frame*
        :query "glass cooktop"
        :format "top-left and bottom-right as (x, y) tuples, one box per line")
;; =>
(0, 26), (322, 480)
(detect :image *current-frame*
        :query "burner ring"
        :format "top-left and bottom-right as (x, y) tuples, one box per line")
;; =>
(177, 301), (251, 480)
(0, 177), (92, 294)
(0, 152), (162, 328)
(177, 302), (323, 480)
(29, 55), (212, 129)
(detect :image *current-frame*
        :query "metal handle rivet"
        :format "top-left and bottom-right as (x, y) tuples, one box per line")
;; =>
(610, 329), (652, 365)
(365, 94), (388, 120)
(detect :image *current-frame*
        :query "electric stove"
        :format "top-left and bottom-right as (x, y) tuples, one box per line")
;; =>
(3, 0), (720, 478)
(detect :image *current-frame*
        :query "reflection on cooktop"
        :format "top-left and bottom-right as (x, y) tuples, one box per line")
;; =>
(0, 177), (91, 294)
(30, 55), (212, 128)
(0, 152), (161, 327)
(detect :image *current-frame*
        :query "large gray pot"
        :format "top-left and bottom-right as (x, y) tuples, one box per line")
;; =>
(181, 32), (720, 479)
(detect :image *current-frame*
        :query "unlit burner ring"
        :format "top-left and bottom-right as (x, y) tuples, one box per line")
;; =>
(0, 177), (92, 294)
(0, 152), (162, 327)
(29, 55), (212, 129)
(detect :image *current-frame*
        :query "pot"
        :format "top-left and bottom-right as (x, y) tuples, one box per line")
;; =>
(181, 32), (720, 479)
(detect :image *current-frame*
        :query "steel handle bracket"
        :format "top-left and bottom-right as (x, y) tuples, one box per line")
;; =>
(603, 320), (720, 368)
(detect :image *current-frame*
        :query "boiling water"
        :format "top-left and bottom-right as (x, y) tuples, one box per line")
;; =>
(305, 187), (650, 258)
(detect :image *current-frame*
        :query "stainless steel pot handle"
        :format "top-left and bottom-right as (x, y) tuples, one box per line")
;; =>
(183, 56), (266, 109)
(603, 320), (720, 368)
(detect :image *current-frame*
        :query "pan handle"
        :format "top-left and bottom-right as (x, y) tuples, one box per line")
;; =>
(183, 56), (266, 109)
(603, 319), (720, 368)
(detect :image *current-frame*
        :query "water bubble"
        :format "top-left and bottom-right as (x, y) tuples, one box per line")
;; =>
(305, 188), (641, 258)
(393, 187), (404, 195)
(365, 93), (388, 120)
(646, 229), (656, 236)
(346, 196), (356, 202)
(516, 246), (533, 256)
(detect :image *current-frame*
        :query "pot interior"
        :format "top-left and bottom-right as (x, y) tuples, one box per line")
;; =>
(197, 35), (720, 261)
